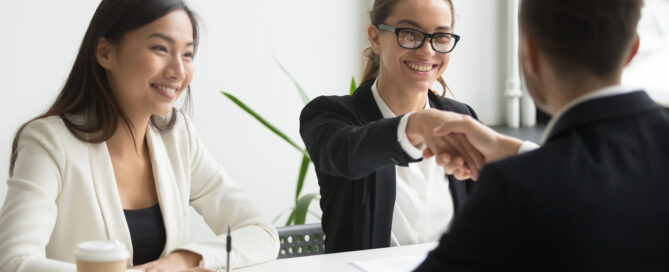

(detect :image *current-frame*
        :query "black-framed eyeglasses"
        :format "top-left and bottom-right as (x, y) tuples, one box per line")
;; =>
(377, 24), (460, 53)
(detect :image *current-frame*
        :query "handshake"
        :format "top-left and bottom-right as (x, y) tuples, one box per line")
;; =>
(405, 109), (524, 181)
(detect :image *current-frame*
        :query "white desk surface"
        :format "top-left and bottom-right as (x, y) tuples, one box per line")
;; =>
(235, 242), (438, 272)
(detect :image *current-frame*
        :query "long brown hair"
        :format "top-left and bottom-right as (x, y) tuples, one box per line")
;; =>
(361, 0), (455, 97)
(9, 0), (199, 177)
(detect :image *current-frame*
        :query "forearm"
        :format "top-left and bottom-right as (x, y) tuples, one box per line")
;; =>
(303, 117), (412, 179)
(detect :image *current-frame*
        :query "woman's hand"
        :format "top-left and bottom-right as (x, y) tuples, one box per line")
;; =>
(406, 109), (485, 177)
(425, 133), (484, 180)
(433, 115), (523, 163)
(429, 114), (524, 180)
(133, 250), (205, 272)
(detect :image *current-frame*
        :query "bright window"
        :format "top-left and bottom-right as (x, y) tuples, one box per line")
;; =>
(623, 0), (669, 106)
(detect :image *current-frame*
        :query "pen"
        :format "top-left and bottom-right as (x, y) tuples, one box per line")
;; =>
(226, 225), (231, 272)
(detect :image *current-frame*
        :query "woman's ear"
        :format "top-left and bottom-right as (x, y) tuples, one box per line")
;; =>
(368, 25), (381, 54)
(95, 37), (114, 70)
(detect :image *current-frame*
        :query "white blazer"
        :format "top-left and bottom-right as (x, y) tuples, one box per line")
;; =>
(0, 111), (279, 271)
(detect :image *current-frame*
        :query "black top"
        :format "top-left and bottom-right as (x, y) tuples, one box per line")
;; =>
(124, 204), (167, 266)
(416, 91), (669, 271)
(299, 79), (478, 253)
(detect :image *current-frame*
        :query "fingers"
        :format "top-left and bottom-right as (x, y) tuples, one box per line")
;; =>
(441, 134), (479, 176)
(423, 131), (457, 160)
(453, 167), (474, 181)
(456, 134), (485, 179)
(436, 153), (465, 175)
(433, 115), (469, 137)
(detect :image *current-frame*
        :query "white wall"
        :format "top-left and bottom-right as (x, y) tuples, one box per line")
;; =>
(0, 1), (506, 243)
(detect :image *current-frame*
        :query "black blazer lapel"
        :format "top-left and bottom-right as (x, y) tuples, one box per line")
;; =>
(352, 80), (385, 124)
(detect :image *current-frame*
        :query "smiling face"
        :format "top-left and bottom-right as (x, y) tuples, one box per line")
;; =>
(97, 9), (195, 119)
(371, 0), (453, 93)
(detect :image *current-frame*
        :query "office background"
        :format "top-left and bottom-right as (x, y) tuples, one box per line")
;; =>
(0, 0), (666, 243)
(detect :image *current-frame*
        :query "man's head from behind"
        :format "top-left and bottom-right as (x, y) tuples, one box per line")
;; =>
(519, 0), (643, 113)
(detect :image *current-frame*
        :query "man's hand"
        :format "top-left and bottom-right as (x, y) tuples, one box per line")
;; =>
(424, 133), (484, 180)
(433, 115), (523, 163)
(407, 111), (525, 180)
(406, 109), (485, 177)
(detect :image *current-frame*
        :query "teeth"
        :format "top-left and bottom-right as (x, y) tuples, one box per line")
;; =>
(157, 85), (177, 94)
(407, 63), (433, 72)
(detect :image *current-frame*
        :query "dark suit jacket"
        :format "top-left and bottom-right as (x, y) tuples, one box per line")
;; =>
(416, 91), (669, 271)
(299, 79), (478, 253)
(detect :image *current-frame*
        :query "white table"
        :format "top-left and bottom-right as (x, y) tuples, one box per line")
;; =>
(235, 242), (438, 272)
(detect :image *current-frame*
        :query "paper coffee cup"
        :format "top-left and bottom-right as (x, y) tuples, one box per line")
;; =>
(74, 240), (129, 272)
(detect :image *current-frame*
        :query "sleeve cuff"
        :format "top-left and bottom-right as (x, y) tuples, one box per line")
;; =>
(517, 141), (540, 154)
(397, 113), (424, 160)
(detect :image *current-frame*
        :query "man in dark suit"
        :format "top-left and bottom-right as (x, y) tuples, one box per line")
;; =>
(415, 0), (669, 270)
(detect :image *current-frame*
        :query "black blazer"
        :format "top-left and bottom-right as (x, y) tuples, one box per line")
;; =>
(416, 91), (669, 271)
(299, 79), (478, 253)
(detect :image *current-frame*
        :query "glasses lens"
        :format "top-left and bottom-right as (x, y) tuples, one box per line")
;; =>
(432, 34), (455, 52)
(397, 29), (424, 49)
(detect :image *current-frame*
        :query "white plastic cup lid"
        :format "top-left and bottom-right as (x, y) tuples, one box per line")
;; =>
(74, 240), (129, 262)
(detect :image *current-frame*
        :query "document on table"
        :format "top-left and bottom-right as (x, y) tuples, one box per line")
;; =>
(349, 255), (425, 272)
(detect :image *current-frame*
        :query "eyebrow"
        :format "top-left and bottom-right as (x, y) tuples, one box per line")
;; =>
(147, 33), (194, 47)
(396, 19), (452, 32)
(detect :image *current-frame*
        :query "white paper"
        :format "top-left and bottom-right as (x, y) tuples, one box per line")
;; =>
(349, 255), (425, 272)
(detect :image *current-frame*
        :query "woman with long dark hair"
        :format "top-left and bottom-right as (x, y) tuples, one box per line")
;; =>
(300, 0), (484, 253)
(0, 1), (278, 271)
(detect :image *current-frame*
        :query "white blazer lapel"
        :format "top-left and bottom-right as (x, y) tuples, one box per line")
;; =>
(146, 125), (185, 256)
(87, 142), (133, 255)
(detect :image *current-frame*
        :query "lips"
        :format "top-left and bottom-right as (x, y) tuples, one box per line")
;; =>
(405, 61), (438, 72)
(151, 83), (181, 99)
(151, 83), (178, 94)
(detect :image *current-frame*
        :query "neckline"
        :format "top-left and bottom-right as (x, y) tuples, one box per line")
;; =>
(123, 204), (160, 213)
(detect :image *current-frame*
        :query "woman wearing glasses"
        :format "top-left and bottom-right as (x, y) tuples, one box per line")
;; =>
(300, 0), (484, 253)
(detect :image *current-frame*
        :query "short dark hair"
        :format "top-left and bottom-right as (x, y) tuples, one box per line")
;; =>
(519, 0), (643, 77)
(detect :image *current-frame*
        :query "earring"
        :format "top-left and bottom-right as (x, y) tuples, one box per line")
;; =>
(374, 48), (380, 54)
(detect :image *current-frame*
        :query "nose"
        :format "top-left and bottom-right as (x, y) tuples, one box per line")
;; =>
(416, 37), (436, 56)
(164, 55), (186, 81)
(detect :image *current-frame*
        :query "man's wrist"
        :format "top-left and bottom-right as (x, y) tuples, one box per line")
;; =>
(492, 134), (523, 161)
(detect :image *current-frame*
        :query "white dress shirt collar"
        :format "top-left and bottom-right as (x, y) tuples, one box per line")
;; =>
(371, 79), (430, 118)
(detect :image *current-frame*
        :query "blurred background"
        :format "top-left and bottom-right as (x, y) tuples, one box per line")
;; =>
(0, 0), (667, 242)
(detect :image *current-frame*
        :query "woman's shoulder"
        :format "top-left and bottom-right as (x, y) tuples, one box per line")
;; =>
(21, 116), (72, 141)
(302, 80), (375, 118)
(16, 116), (83, 160)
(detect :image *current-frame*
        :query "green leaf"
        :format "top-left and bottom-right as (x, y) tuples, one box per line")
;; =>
(221, 92), (310, 158)
(273, 56), (310, 105)
(293, 193), (320, 225)
(350, 76), (357, 95)
(284, 209), (296, 226)
(295, 155), (311, 201)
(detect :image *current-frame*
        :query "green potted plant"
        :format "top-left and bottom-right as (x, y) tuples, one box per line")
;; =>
(221, 58), (356, 226)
